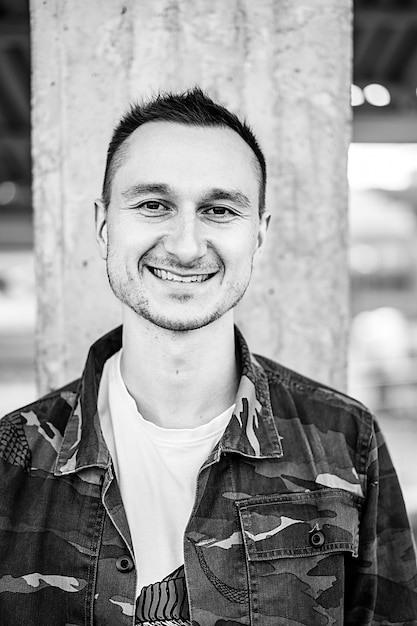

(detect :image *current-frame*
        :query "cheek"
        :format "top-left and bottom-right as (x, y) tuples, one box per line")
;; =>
(226, 239), (258, 270)
(107, 222), (144, 252)
(240, 230), (260, 257)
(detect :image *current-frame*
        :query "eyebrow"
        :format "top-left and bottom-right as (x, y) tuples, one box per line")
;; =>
(122, 183), (172, 200)
(122, 183), (252, 209)
(199, 188), (252, 209)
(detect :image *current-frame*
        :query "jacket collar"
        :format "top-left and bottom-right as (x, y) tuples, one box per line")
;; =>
(55, 326), (283, 476)
(214, 326), (283, 461)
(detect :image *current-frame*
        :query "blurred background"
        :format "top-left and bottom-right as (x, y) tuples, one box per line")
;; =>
(0, 0), (416, 538)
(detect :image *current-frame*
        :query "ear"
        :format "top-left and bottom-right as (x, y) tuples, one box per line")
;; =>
(95, 199), (108, 260)
(254, 212), (270, 262)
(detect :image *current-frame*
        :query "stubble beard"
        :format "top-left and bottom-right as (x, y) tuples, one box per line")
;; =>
(106, 258), (253, 332)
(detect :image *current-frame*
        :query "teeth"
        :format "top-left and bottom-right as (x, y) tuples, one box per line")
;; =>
(152, 268), (211, 283)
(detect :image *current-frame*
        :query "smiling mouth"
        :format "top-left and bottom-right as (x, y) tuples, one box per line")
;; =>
(148, 267), (217, 283)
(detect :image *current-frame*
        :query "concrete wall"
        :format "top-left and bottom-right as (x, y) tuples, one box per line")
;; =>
(30, 0), (352, 394)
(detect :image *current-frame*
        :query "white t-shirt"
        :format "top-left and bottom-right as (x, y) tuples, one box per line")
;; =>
(97, 349), (234, 597)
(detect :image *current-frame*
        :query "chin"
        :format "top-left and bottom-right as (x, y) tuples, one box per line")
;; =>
(129, 303), (229, 332)
(139, 313), (220, 332)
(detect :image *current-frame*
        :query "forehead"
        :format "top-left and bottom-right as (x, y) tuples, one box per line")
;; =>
(111, 121), (261, 201)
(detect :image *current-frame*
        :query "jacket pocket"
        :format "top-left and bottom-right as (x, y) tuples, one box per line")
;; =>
(236, 488), (361, 626)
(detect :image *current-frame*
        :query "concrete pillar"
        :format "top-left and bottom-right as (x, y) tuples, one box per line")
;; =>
(30, 0), (352, 394)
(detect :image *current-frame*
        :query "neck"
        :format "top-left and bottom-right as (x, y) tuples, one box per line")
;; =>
(119, 309), (239, 428)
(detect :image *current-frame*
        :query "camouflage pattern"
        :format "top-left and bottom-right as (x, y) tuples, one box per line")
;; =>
(0, 325), (416, 625)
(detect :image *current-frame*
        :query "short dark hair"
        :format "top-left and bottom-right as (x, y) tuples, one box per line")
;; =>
(102, 87), (267, 216)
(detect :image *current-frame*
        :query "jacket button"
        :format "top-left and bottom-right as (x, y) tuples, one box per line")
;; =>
(116, 555), (134, 573)
(309, 529), (325, 548)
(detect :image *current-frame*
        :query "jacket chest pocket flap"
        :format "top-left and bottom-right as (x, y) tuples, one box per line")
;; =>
(236, 488), (361, 561)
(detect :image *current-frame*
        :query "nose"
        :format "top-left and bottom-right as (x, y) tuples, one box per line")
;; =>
(163, 212), (207, 265)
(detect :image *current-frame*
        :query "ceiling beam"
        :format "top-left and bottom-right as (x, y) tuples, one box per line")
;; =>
(354, 26), (380, 68)
(353, 112), (417, 142)
(0, 51), (30, 122)
(0, 21), (29, 49)
(373, 27), (407, 80)
(355, 9), (417, 29)
(404, 43), (417, 83)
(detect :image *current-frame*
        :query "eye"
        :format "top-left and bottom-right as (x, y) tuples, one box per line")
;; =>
(137, 200), (169, 215)
(203, 206), (236, 221)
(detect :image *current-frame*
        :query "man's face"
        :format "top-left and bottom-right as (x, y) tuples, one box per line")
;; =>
(96, 121), (268, 331)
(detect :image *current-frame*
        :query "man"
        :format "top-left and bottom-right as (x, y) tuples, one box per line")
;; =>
(0, 88), (416, 625)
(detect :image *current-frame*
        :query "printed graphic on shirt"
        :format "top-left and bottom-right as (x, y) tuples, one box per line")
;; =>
(135, 565), (190, 626)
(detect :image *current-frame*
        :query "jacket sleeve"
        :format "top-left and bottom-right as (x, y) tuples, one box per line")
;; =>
(346, 416), (417, 624)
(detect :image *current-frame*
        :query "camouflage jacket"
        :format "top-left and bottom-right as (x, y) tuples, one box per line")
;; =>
(0, 326), (416, 625)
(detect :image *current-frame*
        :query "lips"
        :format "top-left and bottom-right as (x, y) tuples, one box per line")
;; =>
(148, 267), (217, 283)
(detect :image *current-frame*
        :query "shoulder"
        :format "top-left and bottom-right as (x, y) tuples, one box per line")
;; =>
(1, 377), (80, 426)
(255, 353), (374, 455)
(0, 379), (80, 472)
(256, 352), (371, 413)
